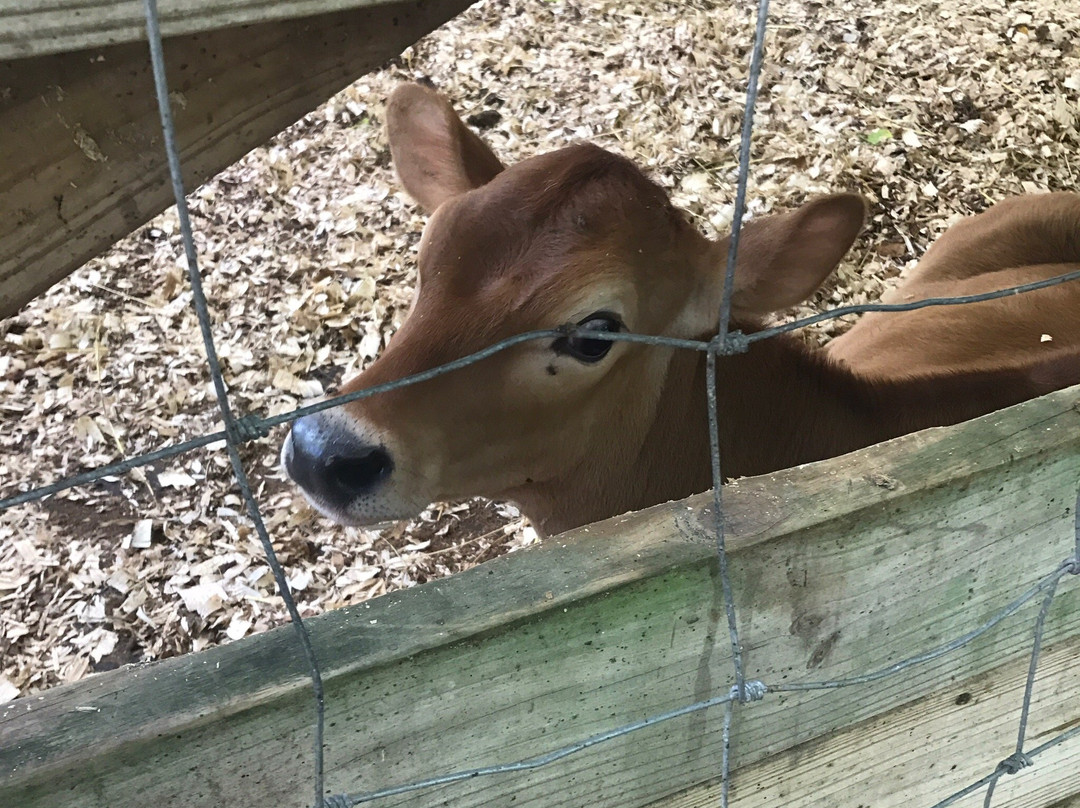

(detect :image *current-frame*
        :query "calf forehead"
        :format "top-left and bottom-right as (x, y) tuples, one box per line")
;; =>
(416, 144), (673, 299)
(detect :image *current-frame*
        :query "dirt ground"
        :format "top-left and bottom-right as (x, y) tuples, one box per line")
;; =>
(2, 0), (1078, 700)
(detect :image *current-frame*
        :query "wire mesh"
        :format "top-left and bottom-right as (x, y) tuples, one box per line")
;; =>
(143, 2), (326, 804)
(1, 0), (1079, 806)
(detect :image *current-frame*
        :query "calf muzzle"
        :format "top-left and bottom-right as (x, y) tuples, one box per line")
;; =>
(283, 414), (394, 512)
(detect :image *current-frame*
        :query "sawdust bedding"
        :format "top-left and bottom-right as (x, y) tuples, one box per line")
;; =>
(2, 0), (1077, 700)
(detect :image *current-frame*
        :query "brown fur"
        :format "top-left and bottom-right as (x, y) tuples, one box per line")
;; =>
(286, 84), (1080, 537)
(830, 194), (1080, 376)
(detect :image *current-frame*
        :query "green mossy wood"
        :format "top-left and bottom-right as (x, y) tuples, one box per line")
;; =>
(2, 385), (1079, 807)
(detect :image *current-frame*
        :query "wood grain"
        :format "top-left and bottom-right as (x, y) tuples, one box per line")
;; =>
(2, 385), (1078, 807)
(0, 0), (425, 59)
(0, 0), (474, 317)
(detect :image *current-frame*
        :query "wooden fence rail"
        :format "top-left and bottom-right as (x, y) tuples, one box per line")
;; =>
(0, 0), (475, 317)
(3, 384), (1079, 808)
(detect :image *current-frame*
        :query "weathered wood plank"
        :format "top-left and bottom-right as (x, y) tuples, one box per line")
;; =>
(2, 385), (1079, 808)
(0, 0), (419, 60)
(653, 635), (1080, 807)
(0, 0), (474, 318)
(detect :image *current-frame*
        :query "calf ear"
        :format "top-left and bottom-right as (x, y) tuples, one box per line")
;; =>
(726, 194), (867, 317)
(386, 83), (505, 212)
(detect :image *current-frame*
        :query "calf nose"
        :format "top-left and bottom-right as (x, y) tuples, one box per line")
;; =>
(284, 415), (394, 510)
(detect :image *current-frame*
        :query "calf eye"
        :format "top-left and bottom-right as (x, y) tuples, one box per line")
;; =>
(553, 312), (623, 363)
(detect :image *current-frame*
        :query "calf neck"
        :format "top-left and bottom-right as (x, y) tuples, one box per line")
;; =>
(282, 84), (1080, 536)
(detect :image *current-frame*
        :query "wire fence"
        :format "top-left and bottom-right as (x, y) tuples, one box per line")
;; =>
(2, 0), (1080, 805)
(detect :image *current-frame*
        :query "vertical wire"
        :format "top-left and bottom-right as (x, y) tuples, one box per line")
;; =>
(716, 0), (772, 345)
(708, 0), (773, 701)
(711, 0), (773, 706)
(141, 2), (327, 803)
(1012, 579), (1060, 761)
(984, 573), (1063, 808)
(720, 698), (736, 806)
(1073, 489), (1080, 566)
(708, 2), (772, 804)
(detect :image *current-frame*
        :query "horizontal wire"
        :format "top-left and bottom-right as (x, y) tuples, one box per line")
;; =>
(333, 690), (739, 805)
(6, 265), (1080, 513)
(746, 268), (1080, 345)
(770, 558), (1077, 694)
(323, 550), (1077, 804)
(929, 684), (1080, 808)
(314, 548), (1079, 806)
(321, 546), (1080, 803)
(0, 330), (564, 510)
(0, 430), (227, 510)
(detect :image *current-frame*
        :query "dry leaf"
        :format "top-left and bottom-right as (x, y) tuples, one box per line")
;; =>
(6, 0), (1080, 700)
(178, 582), (229, 618)
(157, 471), (197, 489)
(0, 676), (20, 704)
(130, 520), (154, 549)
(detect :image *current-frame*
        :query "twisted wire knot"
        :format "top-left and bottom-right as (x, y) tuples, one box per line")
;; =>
(713, 331), (750, 356)
(1065, 556), (1080, 575)
(321, 795), (352, 808)
(996, 752), (1031, 775)
(230, 413), (269, 443)
(731, 679), (768, 703)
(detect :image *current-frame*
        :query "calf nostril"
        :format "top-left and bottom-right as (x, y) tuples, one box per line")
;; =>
(326, 446), (393, 494)
(285, 416), (394, 509)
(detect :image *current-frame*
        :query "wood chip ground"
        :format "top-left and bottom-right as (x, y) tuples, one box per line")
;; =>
(2, 0), (1078, 699)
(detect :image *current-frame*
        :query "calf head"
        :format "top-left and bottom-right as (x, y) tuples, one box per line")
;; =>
(283, 83), (865, 529)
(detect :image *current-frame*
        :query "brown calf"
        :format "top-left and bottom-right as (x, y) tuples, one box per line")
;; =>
(829, 193), (1080, 376)
(282, 84), (1080, 537)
